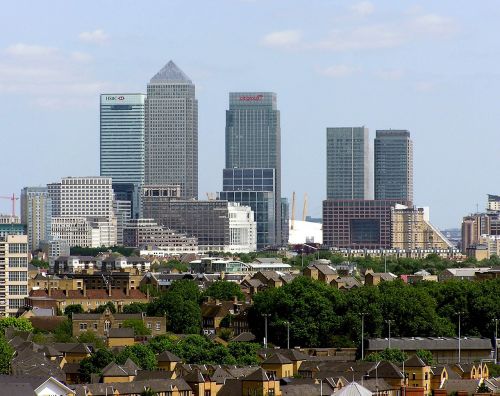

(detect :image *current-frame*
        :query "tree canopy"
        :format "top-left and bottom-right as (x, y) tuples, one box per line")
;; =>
(203, 280), (245, 301)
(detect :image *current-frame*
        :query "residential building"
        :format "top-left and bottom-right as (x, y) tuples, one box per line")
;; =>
(123, 218), (198, 254)
(71, 308), (166, 337)
(40, 239), (70, 258)
(100, 93), (146, 185)
(0, 214), (25, 238)
(374, 130), (413, 202)
(323, 199), (409, 248)
(223, 92), (282, 248)
(0, 235), (29, 316)
(391, 205), (453, 249)
(326, 127), (371, 199)
(461, 213), (490, 254)
(144, 60), (198, 199)
(20, 187), (52, 251)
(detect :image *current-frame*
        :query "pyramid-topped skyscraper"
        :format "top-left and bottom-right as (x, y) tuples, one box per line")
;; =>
(144, 61), (198, 199)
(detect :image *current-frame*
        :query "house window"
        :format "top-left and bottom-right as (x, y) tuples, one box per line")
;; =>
(412, 373), (416, 380)
(155, 322), (161, 331)
(269, 390), (275, 396)
(425, 373), (428, 380)
(204, 391), (211, 396)
(80, 323), (87, 330)
(93, 323), (98, 330)
(147, 322), (152, 329)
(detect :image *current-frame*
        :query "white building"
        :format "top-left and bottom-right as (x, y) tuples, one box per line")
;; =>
(227, 203), (257, 253)
(0, 235), (29, 316)
(48, 177), (117, 248)
(114, 199), (131, 245)
(20, 186), (52, 252)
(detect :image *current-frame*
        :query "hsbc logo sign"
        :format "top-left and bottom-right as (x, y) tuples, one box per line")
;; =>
(105, 96), (125, 101)
(239, 94), (264, 101)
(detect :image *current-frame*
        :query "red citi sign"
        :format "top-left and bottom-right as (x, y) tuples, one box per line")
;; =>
(239, 94), (264, 101)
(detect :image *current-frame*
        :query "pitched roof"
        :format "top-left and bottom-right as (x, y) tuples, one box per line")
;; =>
(108, 327), (135, 338)
(183, 368), (205, 383)
(441, 379), (480, 394)
(244, 367), (270, 381)
(150, 61), (192, 84)
(102, 362), (132, 377)
(263, 353), (293, 365)
(334, 382), (373, 396)
(157, 350), (181, 362)
(405, 355), (427, 367)
(367, 337), (492, 351)
(231, 332), (256, 342)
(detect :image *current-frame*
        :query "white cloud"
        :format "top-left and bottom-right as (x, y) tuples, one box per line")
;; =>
(411, 14), (458, 37)
(414, 81), (435, 92)
(319, 64), (359, 78)
(0, 42), (110, 109)
(78, 29), (109, 45)
(315, 25), (404, 51)
(6, 43), (57, 57)
(261, 30), (302, 49)
(376, 69), (404, 80)
(351, 1), (375, 16)
(71, 51), (93, 62)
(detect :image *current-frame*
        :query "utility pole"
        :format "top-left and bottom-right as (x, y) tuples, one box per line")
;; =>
(284, 321), (290, 349)
(386, 319), (393, 349)
(456, 311), (464, 364)
(493, 318), (499, 364)
(263, 314), (271, 349)
(360, 312), (367, 360)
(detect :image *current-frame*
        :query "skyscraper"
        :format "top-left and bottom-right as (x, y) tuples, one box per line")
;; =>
(100, 93), (146, 219)
(20, 187), (52, 252)
(144, 61), (198, 199)
(326, 127), (371, 200)
(220, 92), (282, 248)
(374, 130), (413, 202)
(100, 94), (146, 185)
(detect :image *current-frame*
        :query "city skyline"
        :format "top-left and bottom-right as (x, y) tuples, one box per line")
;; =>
(1, 1), (499, 228)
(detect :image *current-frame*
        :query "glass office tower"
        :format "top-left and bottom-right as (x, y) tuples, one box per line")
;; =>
(222, 92), (282, 249)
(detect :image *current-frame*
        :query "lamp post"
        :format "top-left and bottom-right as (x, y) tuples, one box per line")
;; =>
(360, 312), (368, 360)
(263, 314), (271, 349)
(456, 311), (464, 364)
(284, 321), (290, 349)
(385, 319), (393, 349)
(493, 318), (499, 364)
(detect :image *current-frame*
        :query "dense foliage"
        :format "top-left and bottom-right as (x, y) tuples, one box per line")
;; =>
(365, 348), (408, 363)
(0, 335), (14, 374)
(0, 317), (34, 333)
(30, 258), (49, 268)
(248, 276), (500, 348)
(122, 319), (151, 336)
(203, 280), (245, 301)
(64, 304), (84, 317)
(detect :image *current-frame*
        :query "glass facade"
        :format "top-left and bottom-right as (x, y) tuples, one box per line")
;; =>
(224, 92), (282, 248)
(100, 94), (146, 185)
(374, 130), (413, 202)
(326, 127), (371, 200)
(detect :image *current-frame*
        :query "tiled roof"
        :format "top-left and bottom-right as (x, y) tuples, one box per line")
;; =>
(157, 350), (181, 362)
(263, 353), (292, 365)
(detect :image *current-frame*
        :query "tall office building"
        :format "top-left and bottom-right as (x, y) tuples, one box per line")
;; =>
(221, 92), (282, 248)
(374, 130), (413, 202)
(144, 61), (198, 199)
(20, 187), (52, 252)
(326, 127), (371, 199)
(100, 94), (146, 218)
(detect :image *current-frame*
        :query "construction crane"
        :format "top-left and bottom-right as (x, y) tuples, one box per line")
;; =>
(290, 192), (296, 230)
(0, 193), (19, 217)
(302, 193), (308, 221)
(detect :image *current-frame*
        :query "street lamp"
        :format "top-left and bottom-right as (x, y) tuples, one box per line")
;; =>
(456, 311), (464, 364)
(284, 321), (290, 349)
(385, 319), (393, 349)
(360, 312), (368, 360)
(493, 318), (499, 364)
(262, 314), (271, 349)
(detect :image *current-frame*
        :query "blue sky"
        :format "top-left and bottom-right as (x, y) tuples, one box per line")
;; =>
(0, 0), (498, 228)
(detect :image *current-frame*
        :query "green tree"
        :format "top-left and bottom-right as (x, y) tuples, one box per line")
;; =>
(92, 301), (116, 314)
(79, 348), (116, 382)
(64, 304), (84, 318)
(122, 319), (151, 336)
(122, 302), (149, 314)
(77, 331), (106, 349)
(416, 349), (434, 365)
(148, 334), (179, 354)
(0, 336), (14, 374)
(53, 319), (74, 342)
(0, 317), (34, 333)
(30, 258), (49, 269)
(227, 342), (260, 365)
(365, 348), (408, 363)
(204, 280), (245, 301)
(116, 344), (157, 370)
(141, 387), (158, 396)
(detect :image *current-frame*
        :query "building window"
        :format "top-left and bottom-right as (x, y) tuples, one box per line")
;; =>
(147, 322), (152, 329)
(155, 322), (161, 331)
(80, 323), (87, 330)
(412, 373), (416, 380)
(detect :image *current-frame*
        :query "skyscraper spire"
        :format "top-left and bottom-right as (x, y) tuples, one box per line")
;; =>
(150, 60), (192, 84)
